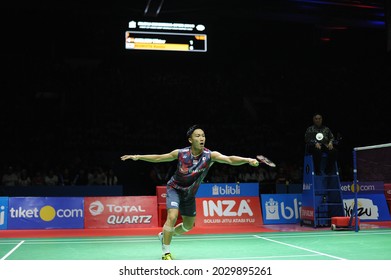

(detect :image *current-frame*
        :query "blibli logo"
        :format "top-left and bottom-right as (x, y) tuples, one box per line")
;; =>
(280, 199), (302, 220)
(265, 198), (302, 221)
(212, 184), (240, 196)
(0, 205), (5, 226)
(265, 198), (279, 220)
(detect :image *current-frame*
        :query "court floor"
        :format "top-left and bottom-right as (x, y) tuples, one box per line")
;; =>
(1, 228), (391, 260)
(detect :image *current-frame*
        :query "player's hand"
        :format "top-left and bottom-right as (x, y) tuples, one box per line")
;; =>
(248, 158), (259, 167)
(120, 155), (139, 161)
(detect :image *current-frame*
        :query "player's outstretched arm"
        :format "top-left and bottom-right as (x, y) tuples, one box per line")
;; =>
(211, 151), (259, 167)
(121, 150), (179, 163)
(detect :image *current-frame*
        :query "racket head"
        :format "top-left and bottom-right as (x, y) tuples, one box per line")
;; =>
(256, 155), (276, 167)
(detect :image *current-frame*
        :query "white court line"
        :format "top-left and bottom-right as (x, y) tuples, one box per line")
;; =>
(1, 232), (386, 260)
(200, 254), (322, 260)
(1, 240), (24, 260)
(253, 235), (345, 260)
(3, 229), (390, 245)
(181, 229), (391, 240)
(2, 229), (390, 243)
(254, 230), (391, 239)
(18, 236), (259, 245)
(9, 229), (391, 245)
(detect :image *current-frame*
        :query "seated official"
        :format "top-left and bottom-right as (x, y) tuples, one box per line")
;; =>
(304, 113), (338, 175)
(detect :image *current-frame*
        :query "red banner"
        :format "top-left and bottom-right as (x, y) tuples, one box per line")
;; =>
(300, 206), (314, 221)
(385, 184), (391, 200)
(195, 197), (263, 226)
(156, 186), (167, 204)
(84, 196), (158, 228)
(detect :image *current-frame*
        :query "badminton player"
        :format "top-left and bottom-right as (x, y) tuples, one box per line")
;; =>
(121, 124), (262, 260)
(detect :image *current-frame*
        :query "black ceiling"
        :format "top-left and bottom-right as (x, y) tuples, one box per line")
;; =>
(5, 0), (386, 28)
(2, 0), (387, 58)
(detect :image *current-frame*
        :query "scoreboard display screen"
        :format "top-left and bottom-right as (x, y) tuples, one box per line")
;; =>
(125, 20), (207, 52)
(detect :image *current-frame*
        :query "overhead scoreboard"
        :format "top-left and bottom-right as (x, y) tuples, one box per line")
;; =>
(125, 20), (207, 52)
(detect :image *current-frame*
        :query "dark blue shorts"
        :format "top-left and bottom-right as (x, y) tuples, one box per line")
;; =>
(166, 187), (196, 217)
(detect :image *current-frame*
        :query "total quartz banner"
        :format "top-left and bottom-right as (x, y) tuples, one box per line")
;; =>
(84, 196), (158, 228)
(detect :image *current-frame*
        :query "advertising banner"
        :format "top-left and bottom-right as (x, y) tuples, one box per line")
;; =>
(261, 194), (302, 224)
(384, 183), (391, 200)
(195, 197), (263, 226)
(0, 197), (8, 230)
(8, 197), (84, 229)
(156, 186), (167, 204)
(340, 181), (385, 194)
(300, 206), (315, 223)
(343, 194), (391, 221)
(196, 183), (259, 198)
(84, 196), (158, 228)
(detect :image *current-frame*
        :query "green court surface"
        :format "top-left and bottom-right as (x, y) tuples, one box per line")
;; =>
(1, 229), (391, 260)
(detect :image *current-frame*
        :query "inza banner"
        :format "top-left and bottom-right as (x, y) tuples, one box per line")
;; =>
(195, 196), (263, 226)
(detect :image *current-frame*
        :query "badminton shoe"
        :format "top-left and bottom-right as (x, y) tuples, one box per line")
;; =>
(162, 253), (173, 260)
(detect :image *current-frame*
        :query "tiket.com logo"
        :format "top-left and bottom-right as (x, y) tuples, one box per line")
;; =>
(349, 183), (375, 193)
(10, 205), (83, 221)
(350, 183), (361, 193)
(89, 201), (105, 216)
(341, 183), (376, 193)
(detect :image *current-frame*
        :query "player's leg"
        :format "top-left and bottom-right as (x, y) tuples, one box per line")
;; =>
(173, 195), (196, 235)
(163, 208), (179, 244)
(159, 188), (180, 260)
(174, 215), (195, 235)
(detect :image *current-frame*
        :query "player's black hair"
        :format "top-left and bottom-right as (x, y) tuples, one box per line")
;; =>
(186, 124), (202, 138)
(313, 113), (323, 118)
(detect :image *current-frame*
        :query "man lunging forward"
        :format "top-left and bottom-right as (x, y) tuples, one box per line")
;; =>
(121, 124), (261, 260)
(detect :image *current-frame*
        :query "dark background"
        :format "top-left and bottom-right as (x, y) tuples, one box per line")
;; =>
(1, 0), (390, 195)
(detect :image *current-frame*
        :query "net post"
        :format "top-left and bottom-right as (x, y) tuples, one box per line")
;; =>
(352, 148), (359, 232)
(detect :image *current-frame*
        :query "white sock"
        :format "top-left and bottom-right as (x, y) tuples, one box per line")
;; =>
(162, 244), (170, 254)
